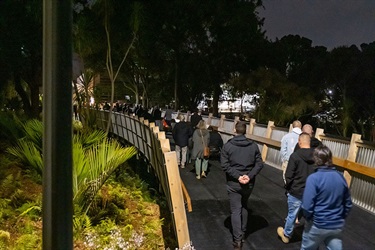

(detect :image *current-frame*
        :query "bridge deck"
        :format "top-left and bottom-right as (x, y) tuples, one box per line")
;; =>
(179, 159), (375, 250)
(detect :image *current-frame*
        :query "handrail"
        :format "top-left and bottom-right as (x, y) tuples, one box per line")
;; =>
(333, 157), (375, 179)
(90, 110), (190, 248)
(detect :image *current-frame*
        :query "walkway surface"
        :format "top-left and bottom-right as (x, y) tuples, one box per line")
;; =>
(179, 159), (375, 250)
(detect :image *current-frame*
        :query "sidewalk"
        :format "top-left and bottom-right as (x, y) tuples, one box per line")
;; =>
(179, 159), (375, 250)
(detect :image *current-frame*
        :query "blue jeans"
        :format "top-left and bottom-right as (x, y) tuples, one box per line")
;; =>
(227, 181), (254, 243)
(301, 221), (343, 250)
(284, 193), (302, 237)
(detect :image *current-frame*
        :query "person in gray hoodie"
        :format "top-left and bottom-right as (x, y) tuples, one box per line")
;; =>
(221, 122), (264, 250)
(277, 132), (315, 244)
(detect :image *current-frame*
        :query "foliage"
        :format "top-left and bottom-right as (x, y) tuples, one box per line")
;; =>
(0, 0), (43, 118)
(0, 111), (25, 147)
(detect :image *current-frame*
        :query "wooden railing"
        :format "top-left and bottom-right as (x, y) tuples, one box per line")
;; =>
(93, 108), (375, 238)
(92, 110), (190, 248)
(197, 115), (375, 215)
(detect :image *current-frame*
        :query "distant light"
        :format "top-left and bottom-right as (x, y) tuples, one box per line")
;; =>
(90, 97), (95, 105)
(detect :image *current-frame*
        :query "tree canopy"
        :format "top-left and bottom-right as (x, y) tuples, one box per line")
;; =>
(1, 0), (375, 139)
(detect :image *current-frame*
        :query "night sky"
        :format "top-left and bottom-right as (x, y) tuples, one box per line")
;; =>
(258, 0), (375, 50)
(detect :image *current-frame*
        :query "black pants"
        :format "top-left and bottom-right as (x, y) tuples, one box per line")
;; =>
(227, 181), (254, 243)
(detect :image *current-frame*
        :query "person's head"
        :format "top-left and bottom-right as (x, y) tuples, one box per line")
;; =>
(196, 120), (207, 130)
(177, 114), (185, 122)
(302, 124), (314, 137)
(208, 125), (218, 132)
(313, 145), (333, 166)
(235, 121), (246, 135)
(292, 120), (302, 129)
(298, 132), (311, 148)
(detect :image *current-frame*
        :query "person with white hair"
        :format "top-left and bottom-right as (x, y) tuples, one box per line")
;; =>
(280, 120), (302, 183)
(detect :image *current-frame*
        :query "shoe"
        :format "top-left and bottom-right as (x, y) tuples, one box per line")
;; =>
(233, 241), (242, 250)
(196, 175), (201, 179)
(201, 172), (206, 178)
(277, 227), (289, 243)
(181, 164), (185, 168)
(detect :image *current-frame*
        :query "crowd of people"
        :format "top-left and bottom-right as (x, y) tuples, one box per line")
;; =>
(98, 102), (353, 250)
(169, 109), (352, 249)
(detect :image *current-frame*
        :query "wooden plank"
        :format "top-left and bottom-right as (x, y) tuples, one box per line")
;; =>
(181, 180), (192, 212)
(160, 138), (171, 152)
(333, 157), (375, 179)
(164, 152), (190, 248)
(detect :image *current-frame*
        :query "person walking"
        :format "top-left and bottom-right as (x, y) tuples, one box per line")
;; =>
(191, 120), (210, 179)
(300, 145), (352, 250)
(280, 120), (302, 183)
(190, 109), (203, 130)
(277, 133), (315, 244)
(294, 124), (322, 151)
(172, 114), (193, 168)
(221, 122), (264, 250)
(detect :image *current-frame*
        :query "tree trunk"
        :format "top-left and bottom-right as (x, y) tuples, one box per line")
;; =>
(174, 60), (179, 111)
(14, 73), (32, 116)
(212, 84), (220, 117)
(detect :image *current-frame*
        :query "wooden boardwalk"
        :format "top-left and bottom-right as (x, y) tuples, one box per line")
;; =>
(179, 159), (375, 250)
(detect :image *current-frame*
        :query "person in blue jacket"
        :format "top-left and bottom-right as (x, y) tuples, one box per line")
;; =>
(300, 145), (352, 250)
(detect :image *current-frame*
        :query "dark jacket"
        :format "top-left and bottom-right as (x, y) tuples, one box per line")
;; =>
(209, 131), (223, 149)
(221, 135), (264, 183)
(172, 121), (193, 147)
(294, 137), (322, 151)
(190, 113), (202, 129)
(285, 148), (315, 199)
(153, 108), (161, 120)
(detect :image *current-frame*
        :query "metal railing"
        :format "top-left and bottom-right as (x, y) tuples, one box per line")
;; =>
(197, 114), (375, 215)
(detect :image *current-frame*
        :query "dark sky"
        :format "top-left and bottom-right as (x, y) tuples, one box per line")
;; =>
(258, 0), (375, 50)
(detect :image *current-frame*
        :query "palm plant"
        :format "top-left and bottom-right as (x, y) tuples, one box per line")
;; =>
(7, 119), (137, 216)
(73, 137), (137, 214)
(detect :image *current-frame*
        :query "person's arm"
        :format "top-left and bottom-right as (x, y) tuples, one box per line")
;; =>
(284, 155), (296, 190)
(248, 145), (264, 179)
(221, 145), (242, 180)
(280, 137), (287, 162)
(343, 182), (352, 218)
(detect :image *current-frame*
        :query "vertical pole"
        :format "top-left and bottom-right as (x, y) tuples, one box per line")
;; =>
(43, 1), (73, 249)
(261, 121), (274, 161)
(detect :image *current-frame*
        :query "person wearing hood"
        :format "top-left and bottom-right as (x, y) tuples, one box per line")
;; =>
(277, 132), (316, 244)
(280, 120), (302, 184)
(221, 121), (264, 250)
(191, 120), (210, 179)
(172, 114), (193, 168)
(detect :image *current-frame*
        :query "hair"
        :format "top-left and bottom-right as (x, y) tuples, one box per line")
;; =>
(196, 120), (207, 130)
(177, 114), (185, 121)
(298, 132), (311, 147)
(302, 124), (313, 136)
(292, 120), (302, 129)
(313, 145), (333, 166)
(235, 122), (246, 135)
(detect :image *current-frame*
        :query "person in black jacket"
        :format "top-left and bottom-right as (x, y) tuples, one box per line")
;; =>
(294, 124), (322, 151)
(172, 114), (193, 168)
(208, 126), (223, 159)
(221, 122), (264, 250)
(190, 109), (202, 130)
(277, 132), (315, 244)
